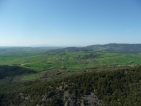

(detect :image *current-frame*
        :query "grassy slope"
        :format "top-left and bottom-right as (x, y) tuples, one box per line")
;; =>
(22, 73), (41, 81)
(0, 48), (141, 82)
(0, 51), (141, 71)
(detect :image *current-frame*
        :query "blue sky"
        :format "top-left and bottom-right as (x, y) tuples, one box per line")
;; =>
(0, 0), (141, 46)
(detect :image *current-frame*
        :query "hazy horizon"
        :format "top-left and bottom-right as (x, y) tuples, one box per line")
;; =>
(0, 0), (141, 46)
(0, 43), (141, 48)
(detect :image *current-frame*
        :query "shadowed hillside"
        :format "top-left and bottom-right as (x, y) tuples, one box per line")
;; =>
(0, 65), (36, 79)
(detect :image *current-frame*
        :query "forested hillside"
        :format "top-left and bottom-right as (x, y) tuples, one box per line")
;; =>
(1, 65), (141, 106)
(0, 65), (36, 79)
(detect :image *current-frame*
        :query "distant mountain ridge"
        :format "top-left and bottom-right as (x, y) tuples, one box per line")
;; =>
(86, 43), (141, 53)
(46, 43), (141, 54)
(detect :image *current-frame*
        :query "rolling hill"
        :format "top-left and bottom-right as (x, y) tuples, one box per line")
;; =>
(46, 43), (141, 54)
(0, 44), (141, 106)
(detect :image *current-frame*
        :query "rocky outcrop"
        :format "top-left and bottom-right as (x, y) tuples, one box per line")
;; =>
(83, 93), (104, 106)
(42, 92), (55, 101)
(64, 98), (76, 106)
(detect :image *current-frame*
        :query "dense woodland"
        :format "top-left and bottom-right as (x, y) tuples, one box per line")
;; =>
(0, 65), (36, 79)
(0, 65), (141, 106)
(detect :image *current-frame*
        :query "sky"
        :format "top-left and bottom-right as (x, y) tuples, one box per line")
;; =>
(0, 0), (141, 47)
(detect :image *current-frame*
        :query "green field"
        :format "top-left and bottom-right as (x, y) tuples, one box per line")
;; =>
(0, 50), (141, 71)
(0, 47), (141, 81)
(22, 73), (41, 81)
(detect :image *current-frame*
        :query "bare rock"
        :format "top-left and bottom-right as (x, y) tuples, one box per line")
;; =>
(83, 93), (104, 106)
(64, 98), (76, 106)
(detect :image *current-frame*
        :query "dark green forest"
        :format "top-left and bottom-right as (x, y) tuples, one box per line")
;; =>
(0, 65), (141, 106)
(0, 65), (36, 79)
